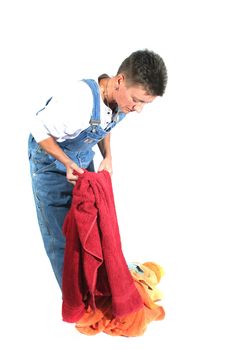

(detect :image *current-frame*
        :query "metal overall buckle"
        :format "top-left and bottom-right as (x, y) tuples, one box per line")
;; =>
(90, 119), (101, 133)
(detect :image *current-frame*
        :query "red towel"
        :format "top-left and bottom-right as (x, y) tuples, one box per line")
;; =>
(62, 170), (143, 323)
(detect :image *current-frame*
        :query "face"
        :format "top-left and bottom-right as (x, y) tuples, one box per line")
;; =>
(114, 75), (156, 114)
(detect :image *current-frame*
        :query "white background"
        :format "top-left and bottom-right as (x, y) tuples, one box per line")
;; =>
(0, 0), (232, 349)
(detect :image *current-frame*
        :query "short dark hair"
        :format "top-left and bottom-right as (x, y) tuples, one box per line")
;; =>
(117, 49), (168, 96)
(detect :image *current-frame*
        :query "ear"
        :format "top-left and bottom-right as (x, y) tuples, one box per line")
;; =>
(115, 74), (125, 88)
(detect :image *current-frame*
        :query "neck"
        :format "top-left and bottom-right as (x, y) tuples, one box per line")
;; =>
(99, 77), (117, 112)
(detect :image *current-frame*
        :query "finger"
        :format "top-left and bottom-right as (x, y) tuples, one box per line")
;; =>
(72, 168), (84, 176)
(69, 180), (77, 186)
(67, 176), (77, 185)
(71, 163), (84, 173)
(98, 165), (104, 172)
(76, 168), (84, 174)
(67, 174), (78, 182)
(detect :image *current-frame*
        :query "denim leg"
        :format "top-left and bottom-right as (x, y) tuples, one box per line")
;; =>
(31, 165), (73, 289)
(28, 133), (96, 289)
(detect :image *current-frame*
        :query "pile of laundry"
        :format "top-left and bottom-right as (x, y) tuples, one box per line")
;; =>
(62, 170), (164, 337)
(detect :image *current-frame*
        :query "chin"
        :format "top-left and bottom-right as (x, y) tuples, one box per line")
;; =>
(121, 107), (131, 114)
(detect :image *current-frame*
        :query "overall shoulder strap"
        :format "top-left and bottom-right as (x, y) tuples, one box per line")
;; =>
(82, 79), (101, 125)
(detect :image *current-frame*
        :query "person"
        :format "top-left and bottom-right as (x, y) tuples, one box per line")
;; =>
(28, 49), (168, 289)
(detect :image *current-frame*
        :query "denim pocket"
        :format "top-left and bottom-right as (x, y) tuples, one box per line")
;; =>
(31, 145), (57, 174)
(34, 160), (57, 174)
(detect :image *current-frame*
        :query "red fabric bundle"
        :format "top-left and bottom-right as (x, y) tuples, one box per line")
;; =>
(62, 170), (143, 323)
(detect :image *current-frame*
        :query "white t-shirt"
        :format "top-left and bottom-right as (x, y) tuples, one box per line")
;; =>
(30, 78), (112, 143)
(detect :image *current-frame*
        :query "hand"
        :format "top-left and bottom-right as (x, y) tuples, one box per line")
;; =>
(65, 161), (84, 185)
(98, 157), (113, 175)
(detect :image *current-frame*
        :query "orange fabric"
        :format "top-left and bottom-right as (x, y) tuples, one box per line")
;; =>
(75, 262), (165, 337)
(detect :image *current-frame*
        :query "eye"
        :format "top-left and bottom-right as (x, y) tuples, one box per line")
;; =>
(132, 96), (146, 104)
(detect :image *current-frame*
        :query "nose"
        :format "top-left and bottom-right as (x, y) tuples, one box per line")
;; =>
(132, 103), (144, 113)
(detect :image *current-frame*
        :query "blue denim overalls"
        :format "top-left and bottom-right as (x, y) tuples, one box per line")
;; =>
(28, 79), (126, 288)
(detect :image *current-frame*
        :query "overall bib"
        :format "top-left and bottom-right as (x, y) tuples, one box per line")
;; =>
(28, 79), (126, 288)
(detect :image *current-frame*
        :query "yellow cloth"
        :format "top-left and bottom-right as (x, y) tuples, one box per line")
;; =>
(75, 262), (165, 337)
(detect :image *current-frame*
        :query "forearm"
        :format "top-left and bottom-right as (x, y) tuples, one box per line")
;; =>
(39, 136), (72, 166)
(98, 133), (112, 159)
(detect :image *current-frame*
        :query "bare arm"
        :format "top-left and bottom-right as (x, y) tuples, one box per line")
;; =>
(97, 133), (113, 173)
(39, 136), (83, 185)
(97, 133), (112, 159)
